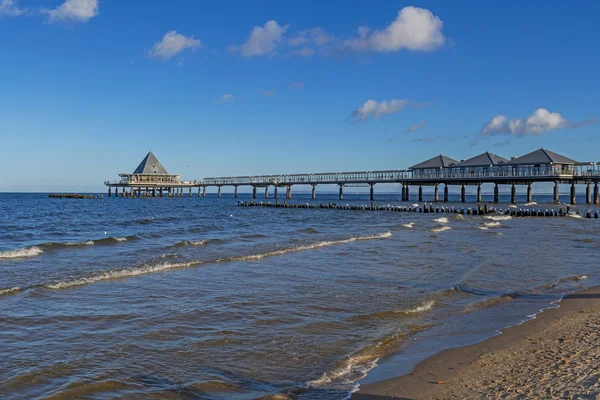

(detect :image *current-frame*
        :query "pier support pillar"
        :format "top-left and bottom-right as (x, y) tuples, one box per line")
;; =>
(493, 183), (499, 203)
(234, 186), (238, 199)
(159, 188), (163, 197)
(339, 184), (343, 201)
(115, 187), (119, 197)
(401, 185), (406, 201)
(274, 186), (279, 199)
(203, 186), (207, 198)
(461, 184), (466, 203)
(252, 186), (257, 199)
(444, 184), (448, 202)
(511, 183), (516, 204)
(189, 187), (192, 197)
(218, 186), (222, 198)
(406, 186), (410, 201)
(286, 185), (292, 199)
(370, 183), (375, 201)
(108, 187), (111, 197)
(594, 183), (599, 205)
(418, 185), (423, 202)
(265, 186), (269, 199)
(477, 183), (482, 203)
(586, 183), (592, 204)
(434, 185), (439, 202)
(571, 182), (576, 205)
(554, 182), (559, 204)
(312, 184), (317, 200)
(527, 183), (533, 204)
(153, 188), (156, 197)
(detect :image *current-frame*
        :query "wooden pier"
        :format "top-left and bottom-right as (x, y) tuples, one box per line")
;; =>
(105, 149), (600, 205)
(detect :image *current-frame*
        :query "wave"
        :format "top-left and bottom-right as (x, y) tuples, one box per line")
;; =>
(483, 221), (500, 228)
(433, 217), (448, 224)
(135, 217), (155, 224)
(477, 226), (488, 230)
(349, 300), (435, 322)
(411, 203), (419, 207)
(37, 236), (139, 249)
(402, 222), (414, 228)
(307, 323), (433, 392)
(523, 201), (538, 206)
(172, 239), (209, 248)
(430, 226), (451, 233)
(485, 215), (512, 221)
(568, 213), (583, 219)
(463, 295), (514, 313)
(240, 234), (269, 239)
(0, 286), (22, 295)
(543, 274), (588, 289)
(0, 246), (43, 260)
(298, 228), (319, 234)
(40, 232), (393, 290)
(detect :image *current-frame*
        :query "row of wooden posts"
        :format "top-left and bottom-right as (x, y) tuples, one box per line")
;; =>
(237, 200), (600, 219)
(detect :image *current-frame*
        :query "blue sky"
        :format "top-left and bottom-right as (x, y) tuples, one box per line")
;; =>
(0, 0), (599, 192)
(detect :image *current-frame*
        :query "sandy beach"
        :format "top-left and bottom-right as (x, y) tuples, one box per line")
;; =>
(353, 285), (600, 399)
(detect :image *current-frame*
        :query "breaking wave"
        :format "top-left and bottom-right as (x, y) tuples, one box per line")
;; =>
(433, 217), (448, 224)
(36, 236), (139, 250)
(485, 215), (512, 221)
(430, 226), (451, 233)
(349, 299), (435, 322)
(38, 232), (393, 290)
(402, 222), (415, 228)
(0, 246), (43, 260)
(0, 286), (22, 295)
(172, 239), (209, 248)
(483, 221), (501, 228)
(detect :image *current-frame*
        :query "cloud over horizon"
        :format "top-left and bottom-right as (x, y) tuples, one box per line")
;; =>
(43, 0), (99, 23)
(351, 99), (409, 121)
(406, 120), (426, 133)
(229, 6), (445, 58)
(0, 0), (26, 16)
(148, 31), (202, 61)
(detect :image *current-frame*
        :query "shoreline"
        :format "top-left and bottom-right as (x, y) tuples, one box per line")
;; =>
(352, 285), (600, 399)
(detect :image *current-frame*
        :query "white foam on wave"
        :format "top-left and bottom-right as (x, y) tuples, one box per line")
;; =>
(0, 246), (43, 260)
(433, 217), (448, 224)
(404, 299), (435, 314)
(44, 232), (393, 290)
(568, 213), (583, 219)
(412, 203), (419, 207)
(485, 215), (512, 221)
(484, 221), (501, 228)
(0, 286), (21, 295)
(115, 237), (128, 242)
(402, 222), (415, 228)
(430, 226), (451, 233)
(523, 201), (538, 206)
(64, 240), (94, 246)
(477, 226), (488, 230)
(188, 240), (208, 246)
(307, 356), (379, 389)
(509, 205), (517, 209)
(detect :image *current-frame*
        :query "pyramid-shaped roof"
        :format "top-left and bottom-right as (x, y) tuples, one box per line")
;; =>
(410, 154), (460, 170)
(455, 152), (509, 167)
(133, 151), (169, 174)
(505, 148), (577, 165)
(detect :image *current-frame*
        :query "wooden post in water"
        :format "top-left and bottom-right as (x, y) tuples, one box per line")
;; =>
(274, 186), (278, 199)
(339, 184), (343, 200)
(252, 186), (256, 199)
(493, 183), (499, 203)
(312, 184), (317, 200)
(571, 182), (576, 205)
(595, 182), (599, 205)
(444, 184), (448, 202)
(434, 184), (439, 202)
(370, 183), (375, 201)
(418, 185), (422, 202)
(461, 184), (466, 203)
(527, 183), (533, 203)
(218, 186), (222, 198)
(265, 186), (269, 199)
(477, 183), (482, 203)
(586, 183), (591, 204)
(234, 185), (238, 199)
(287, 185), (292, 199)
(554, 182), (559, 204)
(511, 183), (516, 204)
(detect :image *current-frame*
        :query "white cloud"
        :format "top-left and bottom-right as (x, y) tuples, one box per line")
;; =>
(351, 99), (409, 121)
(406, 120), (426, 133)
(480, 109), (570, 137)
(43, 0), (98, 23)
(259, 89), (276, 97)
(344, 6), (445, 52)
(230, 20), (289, 58)
(0, 0), (25, 16)
(218, 94), (235, 103)
(148, 31), (202, 61)
(291, 47), (315, 57)
(289, 81), (306, 90)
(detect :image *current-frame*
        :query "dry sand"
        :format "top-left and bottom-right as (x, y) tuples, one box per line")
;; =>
(353, 285), (600, 399)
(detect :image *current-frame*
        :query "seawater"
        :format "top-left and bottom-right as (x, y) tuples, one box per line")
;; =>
(1, 192), (599, 399)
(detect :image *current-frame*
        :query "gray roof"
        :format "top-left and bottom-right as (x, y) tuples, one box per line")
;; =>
(133, 151), (169, 174)
(455, 152), (509, 167)
(505, 148), (577, 165)
(410, 154), (460, 170)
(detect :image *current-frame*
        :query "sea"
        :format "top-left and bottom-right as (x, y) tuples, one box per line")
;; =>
(1, 192), (599, 399)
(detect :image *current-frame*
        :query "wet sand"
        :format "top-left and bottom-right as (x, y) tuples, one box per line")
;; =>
(353, 285), (600, 399)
